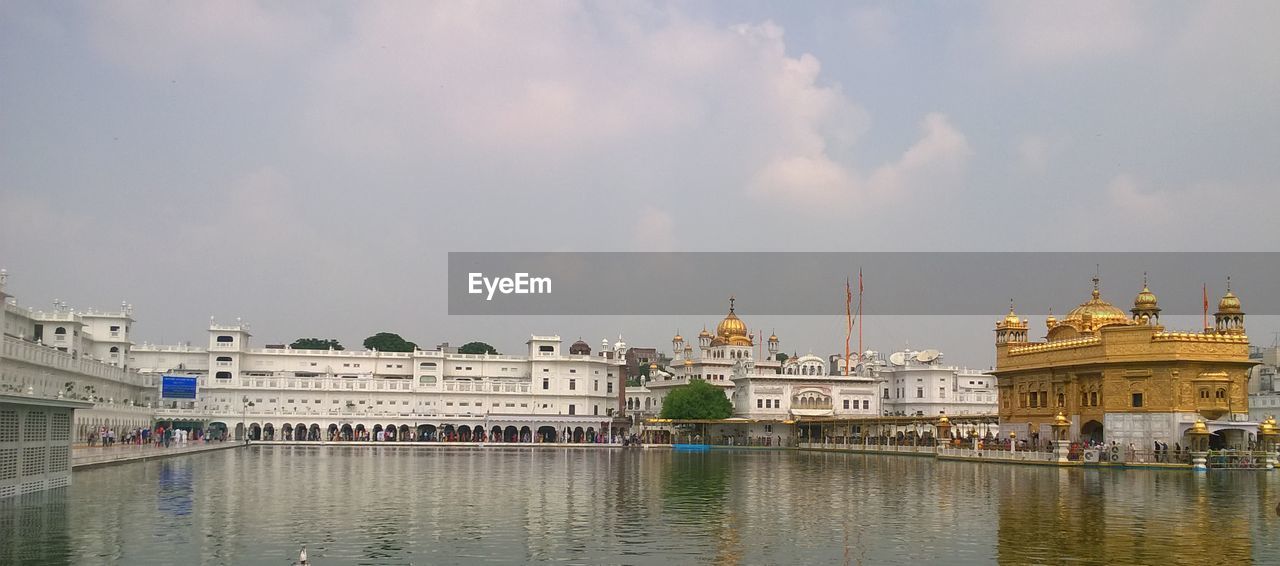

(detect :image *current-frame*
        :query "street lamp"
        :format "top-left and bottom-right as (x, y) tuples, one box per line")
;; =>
(242, 396), (255, 443)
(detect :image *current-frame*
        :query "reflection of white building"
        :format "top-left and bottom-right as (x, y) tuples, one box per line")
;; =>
(864, 348), (997, 417)
(0, 270), (154, 441)
(643, 298), (880, 426)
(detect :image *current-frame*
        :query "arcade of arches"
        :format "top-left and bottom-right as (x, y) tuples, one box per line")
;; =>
(171, 420), (626, 443)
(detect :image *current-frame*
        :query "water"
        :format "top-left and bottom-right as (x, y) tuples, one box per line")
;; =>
(2, 446), (1277, 565)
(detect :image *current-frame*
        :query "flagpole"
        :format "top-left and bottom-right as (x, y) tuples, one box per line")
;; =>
(1203, 283), (1209, 331)
(857, 268), (863, 368)
(845, 277), (852, 376)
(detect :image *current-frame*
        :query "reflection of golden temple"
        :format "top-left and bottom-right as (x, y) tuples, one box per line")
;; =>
(992, 275), (1257, 449)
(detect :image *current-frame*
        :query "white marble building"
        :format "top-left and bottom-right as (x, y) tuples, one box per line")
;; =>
(130, 326), (628, 443)
(863, 348), (997, 417)
(642, 298), (881, 431)
(0, 271), (154, 441)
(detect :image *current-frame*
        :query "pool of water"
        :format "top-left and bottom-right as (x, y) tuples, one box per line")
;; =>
(1, 446), (1277, 564)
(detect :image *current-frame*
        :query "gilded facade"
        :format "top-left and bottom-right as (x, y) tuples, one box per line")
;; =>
(991, 276), (1256, 448)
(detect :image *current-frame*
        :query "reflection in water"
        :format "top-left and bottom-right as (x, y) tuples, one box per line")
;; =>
(0, 447), (1274, 565)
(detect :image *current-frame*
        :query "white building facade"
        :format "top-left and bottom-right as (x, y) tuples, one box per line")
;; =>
(866, 348), (997, 417)
(131, 326), (628, 443)
(641, 298), (881, 439)
(0, 271), (154, 441)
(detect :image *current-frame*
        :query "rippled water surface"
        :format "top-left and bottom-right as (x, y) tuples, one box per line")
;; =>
(2, 446), (1278, 565)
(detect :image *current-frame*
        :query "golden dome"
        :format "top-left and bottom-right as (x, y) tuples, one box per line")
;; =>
(649, 362), (658, 370)
(1002, 302), (1022, 326)
(673, 333), (683, 342)
(768, 333), (778, 343)
(715, 296), (753, 346)
(1134, 284), (1158, 308)
(1060, 277), (1133, 331)
(1053, 411), (1070, 427)
(1218, 290), (1241, 313)
(1188, 419), (1210, 435)
(1045, 309), (1057, 330)
(698, 327), (711, 338)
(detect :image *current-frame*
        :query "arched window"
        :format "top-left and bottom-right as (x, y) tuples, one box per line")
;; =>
(216, 335), (234, 343)
(216, 356), (232, 362)
(215, 371), (232, 379)
(1216, 388), (1226, 399)
(54, 327), (67, 335)
(109, 346), (119, 353)
(419, 362), (437, 369)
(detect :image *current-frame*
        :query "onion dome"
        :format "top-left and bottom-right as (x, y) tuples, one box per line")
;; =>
(768, 333), (779, 343)
(698, 327), (711, 338)
(672, 333), (683, 343)
(1218, 289), (1242, 313)
(1045, 308), (1057, 330)
(1061, 276), (1132, 330)
(715, 296), (753, 346)
(1134, 284), (1158, 309)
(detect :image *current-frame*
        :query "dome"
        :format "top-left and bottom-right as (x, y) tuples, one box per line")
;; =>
(768, 333), (779, 343)
(672, 333), (683, 342)
(1134, 284), (1158, 308)
(715, 296), (753, 346)
(1218, 290), (1241, 313)
(568, 339), (591, 355)
(698, 327), (712, 338)
(1060, 278), (1133, 331)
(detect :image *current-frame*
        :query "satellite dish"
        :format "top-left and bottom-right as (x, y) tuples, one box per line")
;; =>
(889, 352), (906, 366)
(917, 349), (940, 363)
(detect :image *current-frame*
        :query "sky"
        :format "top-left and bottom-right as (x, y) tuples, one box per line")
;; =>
(2, 1), (1278, 368)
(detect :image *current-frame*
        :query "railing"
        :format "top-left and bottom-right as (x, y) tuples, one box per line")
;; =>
(3, 335), (146, 387)
(1208, 450), (1276, 469)
(938, 446), (1057, 462)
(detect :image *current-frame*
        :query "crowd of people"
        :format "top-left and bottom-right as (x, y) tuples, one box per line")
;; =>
(85, 425), (229, 448)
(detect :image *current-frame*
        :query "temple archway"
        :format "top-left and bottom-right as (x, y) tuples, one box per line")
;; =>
(505, 426), (519, 442)
(399, 425), (411, 441)
(340, 424), (353, 441)
(249, 423), (262, 441)
(263, 423), (275, 441)
(458, 425), (472, 442)
(1081, 420), (1104, 444)
(417, 424), (436, 441)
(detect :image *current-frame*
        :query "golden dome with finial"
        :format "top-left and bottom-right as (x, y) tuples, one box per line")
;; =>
(714, 295), (753, 346)
(698, 326), (711, 338)
(1218, 279), (1242, 313)
(1045, 308), (1057, 330)
(1002, 302), (1022, 326)
(1133, 275), (1158, 308)
(1061, 276), (1133, 331)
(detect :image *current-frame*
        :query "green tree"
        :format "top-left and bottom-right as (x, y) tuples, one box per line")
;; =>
(458, 341), (499, 355)
(659, 380), (733, 420)
(775, 353), (789, 362)
(290, 338), (344, 350)
(363, 332), (417, 352)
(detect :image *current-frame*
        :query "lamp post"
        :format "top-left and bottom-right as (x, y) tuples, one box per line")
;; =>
(241, 396), (254, 444)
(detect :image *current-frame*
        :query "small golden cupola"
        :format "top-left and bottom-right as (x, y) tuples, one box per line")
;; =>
(995, 300), (1029, 345)
(1131, 274), (1161, 325)
(1214, 277), (1245, 335)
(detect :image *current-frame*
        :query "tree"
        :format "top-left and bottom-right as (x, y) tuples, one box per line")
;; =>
(290, 338), (344, 350)
(363, 332), (417, 352)
(458, 341), (499, 355)
(775, 353), (789, 363)
(659, 380), (733, 420)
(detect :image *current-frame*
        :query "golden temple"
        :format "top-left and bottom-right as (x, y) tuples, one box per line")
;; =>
(991, 276), (1256, 447)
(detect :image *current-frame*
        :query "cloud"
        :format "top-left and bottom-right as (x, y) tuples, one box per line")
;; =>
(87, 1), (329, 76)
(751, 112), (972, 206)
(986, 1), (1146, 66)
(1106, 174), (1170, 217)
(631, 206), (677, 252)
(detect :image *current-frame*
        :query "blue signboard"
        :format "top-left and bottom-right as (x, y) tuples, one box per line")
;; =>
(161, 375), (198, 399)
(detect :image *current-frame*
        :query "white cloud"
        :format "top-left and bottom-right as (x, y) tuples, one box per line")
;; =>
(631, 206), (677, 252)
(987, 1), (1146, 66)
(752, 112), (972, 206)
(1106, 174), (1170, 217)
(87, 1), (329, 76)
